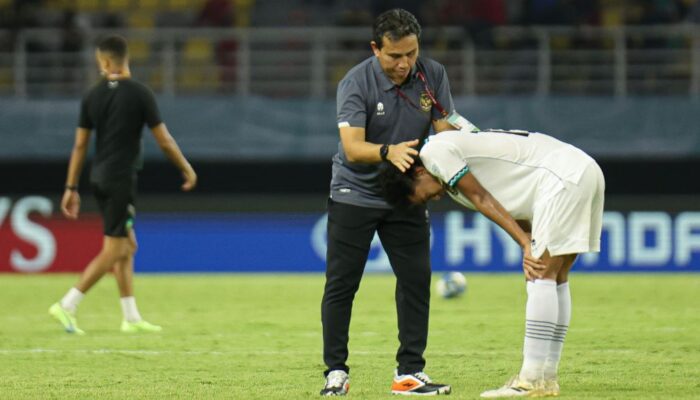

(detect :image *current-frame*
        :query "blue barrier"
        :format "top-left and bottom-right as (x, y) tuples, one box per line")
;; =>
(134, 211), (700, 273)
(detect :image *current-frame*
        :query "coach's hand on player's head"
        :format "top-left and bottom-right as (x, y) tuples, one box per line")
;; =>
(61, 190), (81, 219)
(181, 166), (197, 191)
(388, 139), (420, 172)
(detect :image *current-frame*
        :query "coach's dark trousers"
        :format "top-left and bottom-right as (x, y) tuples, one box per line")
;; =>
(322, 198), (432, 376)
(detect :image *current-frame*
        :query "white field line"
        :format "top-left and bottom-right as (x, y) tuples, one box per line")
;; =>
(0, 348), (637, 356)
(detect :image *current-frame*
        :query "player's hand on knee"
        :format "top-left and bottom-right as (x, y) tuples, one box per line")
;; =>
(522, 245), (546, 280)
(389, 139), (419, 172)
(523, 258), (547, 281)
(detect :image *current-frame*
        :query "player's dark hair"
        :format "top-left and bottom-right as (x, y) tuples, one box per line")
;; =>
(379, 160), (421, 209)
(373, 8), (421, 49)
(97, 35), (128, 62)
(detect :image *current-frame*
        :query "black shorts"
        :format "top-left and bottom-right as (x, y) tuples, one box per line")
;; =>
(92, 178), (137, 237)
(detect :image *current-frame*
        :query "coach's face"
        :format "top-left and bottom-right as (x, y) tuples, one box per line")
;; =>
(371, 34), (419, 86)
(409, 167), (445, 205)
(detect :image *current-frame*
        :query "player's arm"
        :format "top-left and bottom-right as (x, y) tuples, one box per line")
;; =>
(455, 173), (545, 279)
(339, 126), (418, 172)
(432, 118), (454, 133)
(517, 220), (532, 233)
(456, 173), (528, 248)
(433, 112), (480, 133)
(429, 65), (478, 133)
(150, 123), (197, 191)
(517, 220), (532, 242)
(61, 127), (91, 219)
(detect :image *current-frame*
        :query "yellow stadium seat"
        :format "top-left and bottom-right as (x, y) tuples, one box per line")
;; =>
(331, 64), (352, 86)
(234, 0), (253, 27)
(551, 35), (572, 50)
(106, 0), (131, 11)
(135, 0), (160, 11)
(43, 0), (68, 9)
(128, 12), (155, 28)
(182, 38), (214, 63)
(166, 0), (192, 11)
(76, 0), (101, 11)
(128, 39), (150, 61)
(148, 69), (163, 90)
(234, 0), (252, 7)
(0, 67), (13, 89)
(178, 66), (220, 91)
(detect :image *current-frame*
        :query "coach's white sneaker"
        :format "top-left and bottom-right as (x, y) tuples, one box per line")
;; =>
(320, 370), (349, 396)
(480, 375), (542, 398)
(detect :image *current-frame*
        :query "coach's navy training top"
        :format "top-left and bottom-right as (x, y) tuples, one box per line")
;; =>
(331, 56), (454, 208)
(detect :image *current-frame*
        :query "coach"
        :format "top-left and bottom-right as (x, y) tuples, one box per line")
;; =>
(319, 8), (459, 396)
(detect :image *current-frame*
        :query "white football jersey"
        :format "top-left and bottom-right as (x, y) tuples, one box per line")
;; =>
(420, 129), (595, 219)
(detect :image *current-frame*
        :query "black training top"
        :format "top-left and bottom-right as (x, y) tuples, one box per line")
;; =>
(78, 78), (162, 183)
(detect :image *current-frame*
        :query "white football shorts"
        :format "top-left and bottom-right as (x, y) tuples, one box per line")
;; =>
(530, 161), (605, 258)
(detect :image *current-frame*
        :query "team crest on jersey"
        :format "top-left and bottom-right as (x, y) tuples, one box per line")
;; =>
(419, 92), (432, 112)
(108, 80), (119, 89)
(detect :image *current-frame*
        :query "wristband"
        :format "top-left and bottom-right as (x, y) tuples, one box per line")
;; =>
(379, 144), (390, 161)
(65, 185), (78, 191)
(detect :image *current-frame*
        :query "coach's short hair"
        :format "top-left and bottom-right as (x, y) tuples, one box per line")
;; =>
(379, 161), (420, 209)
(373, 8), (422, 49)
(97, 35), (128, 62)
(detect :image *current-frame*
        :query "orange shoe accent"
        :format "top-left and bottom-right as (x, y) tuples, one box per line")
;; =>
(391, 376), (424, 392)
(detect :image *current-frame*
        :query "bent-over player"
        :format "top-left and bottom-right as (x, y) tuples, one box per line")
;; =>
(380, 129), (605, 398)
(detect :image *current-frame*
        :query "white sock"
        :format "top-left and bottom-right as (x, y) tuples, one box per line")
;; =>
(60, 287), (84, 314)
(543, 282), (571, 380)
(519, 279), (558, 382)
(120, 296), (142, 323)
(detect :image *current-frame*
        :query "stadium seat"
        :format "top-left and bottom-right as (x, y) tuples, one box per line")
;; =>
(551, 35), (572, 50)
(76, 0), (101, 11)
(0, 67), (13, 92)
(128, 39), (151, 61)
(177, 65), (219, 91)
(177, 38), (217, 91)
(148, 68), (163, 90)
(106, 0), (131, 11)
(182, 38), (214, 63)
(234, 0), (254, 27)
(600, 3), (623, 26)
(42, 0), (66, 9)
(331, 64), (352, 86)
(135, 0), (161, 11)
(128, 12), (155, 28)
(166, 0), (196, 11)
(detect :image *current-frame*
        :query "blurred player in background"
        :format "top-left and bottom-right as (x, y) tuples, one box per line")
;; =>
(49, 35), (197, 335)
(380, 128), (605, 398)
(320, 8), (461, 396)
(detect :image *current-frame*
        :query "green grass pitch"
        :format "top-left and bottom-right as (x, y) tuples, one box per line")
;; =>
(0, 273), (698, 399)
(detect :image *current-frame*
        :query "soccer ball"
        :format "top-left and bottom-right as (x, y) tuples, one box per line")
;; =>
(435, 272), (467, 299)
